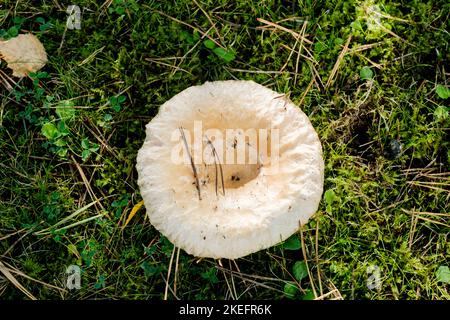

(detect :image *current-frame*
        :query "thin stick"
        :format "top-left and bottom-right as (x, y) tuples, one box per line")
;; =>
(151, 9), (225, 49)
(257, 18), (312, 44)
(280, 35), (300, 72)
(325, 35), (352, 89)
(0, 228), (26, 241)
(228, 260), (238, 300)
(71, 155), (105, 213)
(415, 216), (450, 229)
(315, 218), (323, 296)
(280, 44), (317, 65)
(164, 246), (176, 300)
(314, 289), (340, 300)
(34, 200), (99, 235)
(348, 42), (382, 54)
(145, 58), (193, 75)
(225, 67), (295, 74)
(221, 267), (236, 300)
(298, 79), (314, 107)
(408, 210), (418, 249)
(355, 52), (382, 69)
(401, 209), (450, 217)
(0, 260), (36, 300)
(294, 21), (308, 85)
(192, 0), (224, 46)
(179, 127), (202, 200)
(205, 135), (225, 196)
(2, 261), (67, 294)
(171, 26), (214, 77)
(299, 222), (318, 298)
(174, 247), (181, 297)
(217, 266), (285, 295)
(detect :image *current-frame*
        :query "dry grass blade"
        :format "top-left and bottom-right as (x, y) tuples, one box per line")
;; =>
(78, 46), (105, 67)
(145, 58), (193, 75)
(34, 200), (99, 235)
(228, 260), (238, 300)
(402, 209), (450, 228)
(280, 44), (317, 65)
(2, 261), (67, 294)
(225, 67), (294, 75)
(71, 155), (106, 214)
(168, 26), (215, 77)
(407, 180), (450, 193)
(0, 228), (26, 241)
(192, 0), (224, 46)
(82, 116), (119, 158)
(299, 222), (318, 298)
(0, 260), (36, 300)
(325, 35), (352, 89)
(217, 266), (285, 295)
(348, 42), (382, 54)
(355, 52), (382, 69)
(164, 246), (176, 300)
(294, 21), (308, 85)
(256, 18), (312, 44)
(38, 213), (105, 235)
(280, 39), (299, 73)
(221, 267), (236, 300)
(314, 289), (340, 300)
(415, 216), (450, 229)
(179, 127), (202, 200)
(373, 19), (412, 45)
(0, 69), (16, 91)
(151, 8), (225, 49)
(315, 217), (323, 296)
(174, 247), (181, 297)
(3, 226), (39, 257)
(308, 60), (325, 90)
(408, 210), (418, 249)
(298, 79), (314, 107)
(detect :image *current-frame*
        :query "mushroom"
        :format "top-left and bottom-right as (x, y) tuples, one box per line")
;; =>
(0, 33), (47, 77)
(136, 80), (324, 259)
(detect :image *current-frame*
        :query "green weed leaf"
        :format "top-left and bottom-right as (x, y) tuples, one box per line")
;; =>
(41, 122), (59, 140)
(436, 266), (450, 283)
(56, 100), (76, 121)
(436, 85), (450, 99)
(301, 289), (315, 300)
(281, 235), (301, 250)
(203, 39), (216, 49)
(284, 282), (298, 299)
(293, 261), (308, 281)
(212, 47), (235, 62)
(360, 66), (373, 80)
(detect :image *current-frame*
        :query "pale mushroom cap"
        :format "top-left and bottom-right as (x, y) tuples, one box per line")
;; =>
(136, 80), (324, 259)
(0, 34), (47, 77)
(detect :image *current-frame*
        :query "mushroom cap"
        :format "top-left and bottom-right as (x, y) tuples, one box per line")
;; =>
(0, 34), (47, 77)
(136, 80), (324, 259)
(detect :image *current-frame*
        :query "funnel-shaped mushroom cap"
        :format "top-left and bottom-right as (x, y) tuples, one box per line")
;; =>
(136, 80), (324, 259)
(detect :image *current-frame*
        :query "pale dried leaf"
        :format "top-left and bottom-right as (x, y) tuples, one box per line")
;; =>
(0, 33), (47, 77)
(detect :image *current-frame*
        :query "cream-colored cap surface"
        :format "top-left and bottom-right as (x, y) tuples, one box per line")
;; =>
(136, 80), (324, 259)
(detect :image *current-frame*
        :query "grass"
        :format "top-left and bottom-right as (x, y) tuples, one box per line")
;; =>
(0, 0), (449, 300)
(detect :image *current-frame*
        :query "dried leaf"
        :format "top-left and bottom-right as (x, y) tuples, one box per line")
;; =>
(0, 33), (47, 77)
(123, 200), (145, 227)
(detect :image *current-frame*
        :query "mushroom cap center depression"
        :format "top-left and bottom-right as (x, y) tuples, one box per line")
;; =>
(177, 126), (274, 190)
